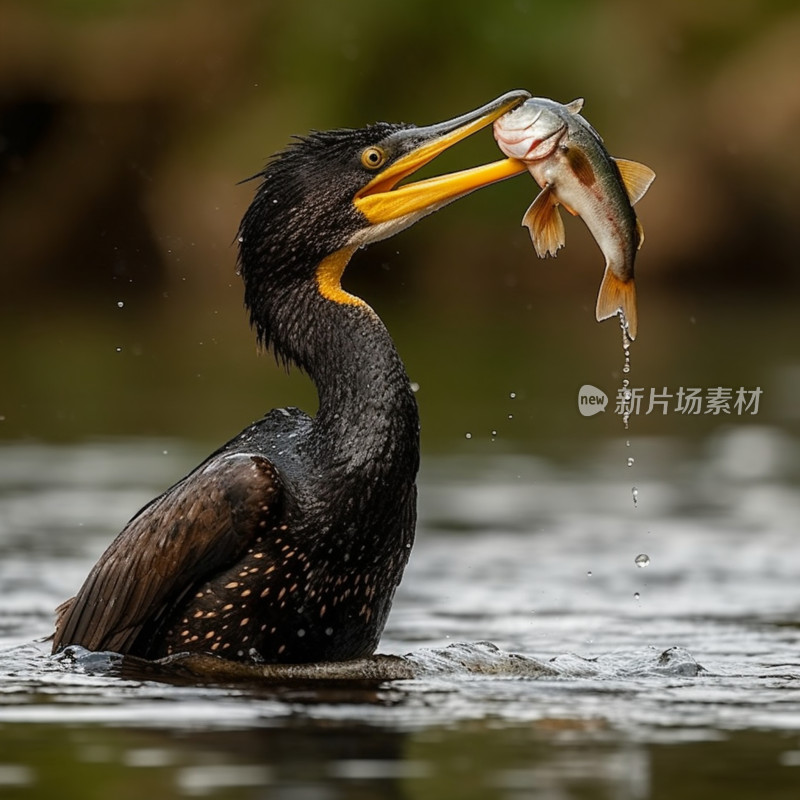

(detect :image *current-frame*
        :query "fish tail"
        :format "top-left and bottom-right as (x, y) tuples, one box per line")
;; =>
(595, 268), (638, 340)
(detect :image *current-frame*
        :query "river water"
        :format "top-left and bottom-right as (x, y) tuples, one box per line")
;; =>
(1, 427), (799, 798)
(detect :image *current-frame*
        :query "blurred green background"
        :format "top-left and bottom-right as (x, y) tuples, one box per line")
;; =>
(2, 0), (799, 451)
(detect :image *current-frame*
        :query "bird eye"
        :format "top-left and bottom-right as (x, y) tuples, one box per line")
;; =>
(361, 146), (387, 170)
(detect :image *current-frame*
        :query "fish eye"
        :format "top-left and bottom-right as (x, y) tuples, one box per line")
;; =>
(361, 146), (387, 170)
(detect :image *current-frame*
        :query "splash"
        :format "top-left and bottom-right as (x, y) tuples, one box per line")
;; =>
(49, 641), (703, 684)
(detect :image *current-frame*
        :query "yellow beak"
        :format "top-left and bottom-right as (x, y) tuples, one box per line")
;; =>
(354, 91), (530, 225)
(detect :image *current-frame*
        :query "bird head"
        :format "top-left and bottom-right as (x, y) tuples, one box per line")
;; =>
(238, 91), (529, 350)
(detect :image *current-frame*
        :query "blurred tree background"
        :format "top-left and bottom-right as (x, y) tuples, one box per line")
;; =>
(1, 0), (798, 449)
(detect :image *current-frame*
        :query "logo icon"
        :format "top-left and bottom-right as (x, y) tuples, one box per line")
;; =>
(578, 384), (608, 416)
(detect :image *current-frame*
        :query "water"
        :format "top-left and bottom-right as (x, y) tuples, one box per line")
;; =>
(1, 432), (800, 798)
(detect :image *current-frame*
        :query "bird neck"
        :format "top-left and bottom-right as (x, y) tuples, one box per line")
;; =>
(264, 269), (420, 482)
(311, 297), (420, 475)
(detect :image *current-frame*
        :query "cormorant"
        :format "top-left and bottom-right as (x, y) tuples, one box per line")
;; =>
(52, 90), (530, 664)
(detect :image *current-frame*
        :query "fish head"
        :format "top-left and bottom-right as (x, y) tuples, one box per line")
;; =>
(493, 99), (568, 162)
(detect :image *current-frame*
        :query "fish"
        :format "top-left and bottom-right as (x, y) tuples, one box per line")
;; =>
(493, 97), (655, 340)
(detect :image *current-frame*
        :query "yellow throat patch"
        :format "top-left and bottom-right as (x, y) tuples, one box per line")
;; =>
(315, 247), (365, 307)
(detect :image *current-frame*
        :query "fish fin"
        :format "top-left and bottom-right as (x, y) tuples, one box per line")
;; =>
(565, 98), (584, 114)
(561, 201), (579, 216)
(522, 187), (565, 258)
(596, 268), (638, 340)
(636, 218), (645, 250)
(614, 159), (656, 206)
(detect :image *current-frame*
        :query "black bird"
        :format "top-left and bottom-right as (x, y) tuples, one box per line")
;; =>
(52, 91), (530, 664)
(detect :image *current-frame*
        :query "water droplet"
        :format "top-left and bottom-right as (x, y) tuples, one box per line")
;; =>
(586, 570), (592, 577)
(491, 430), (497, 437)
(631, 486), (639, 507)
(509, 392), (516, 399)
(507, 414), (513, 420)
(620, 314), (633, 375)
(410, 382), (420, 393)
(627, 457), (635, 467)
(115, 346), (122, 353)
(625, 439), (631, 447)
(116, 301), (124, 308)
(634, 592), (640, 600)
(635, 553), (650, 568)
(162, 450), (169, 456)
(297, 628), (305, 637)
(465, 432), (472, 440)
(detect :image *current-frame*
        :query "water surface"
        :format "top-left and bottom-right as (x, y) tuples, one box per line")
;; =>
(1, 431), (799, 798)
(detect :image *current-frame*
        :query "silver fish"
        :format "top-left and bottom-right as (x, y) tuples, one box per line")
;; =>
(494, 97), (655, 340)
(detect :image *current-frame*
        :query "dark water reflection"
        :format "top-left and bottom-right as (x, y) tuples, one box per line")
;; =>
(2, 721), (800, 799)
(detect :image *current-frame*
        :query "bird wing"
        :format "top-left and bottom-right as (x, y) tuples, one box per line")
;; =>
(53, 453), (282, 655)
